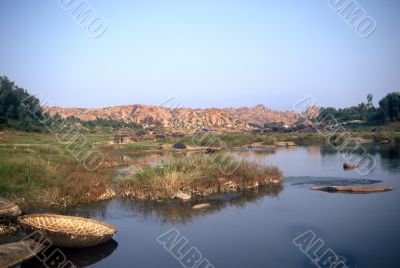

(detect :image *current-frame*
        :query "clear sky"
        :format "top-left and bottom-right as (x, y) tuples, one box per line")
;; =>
(0, 0), (399, 110)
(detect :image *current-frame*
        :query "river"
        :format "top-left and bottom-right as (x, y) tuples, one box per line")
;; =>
(19, 144), (400, 268)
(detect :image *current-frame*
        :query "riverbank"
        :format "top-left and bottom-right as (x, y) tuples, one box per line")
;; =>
(1, 129), (399, 209)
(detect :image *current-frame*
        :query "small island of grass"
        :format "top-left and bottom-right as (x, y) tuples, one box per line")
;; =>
(118, 154), (283, 200)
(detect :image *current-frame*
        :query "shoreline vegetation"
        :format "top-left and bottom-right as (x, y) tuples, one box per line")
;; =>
(118, 154), (282, 200)
(0, 78), (399, 210)
(0, 129), (284, 209)
(1, 129), (399, 210)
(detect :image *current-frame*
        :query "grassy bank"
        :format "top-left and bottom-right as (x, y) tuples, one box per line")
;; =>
(176, 131), (400, 148)
(1, 129), (398, 208)
(119, 154), (282, 200)
(0, 131), (115, 209)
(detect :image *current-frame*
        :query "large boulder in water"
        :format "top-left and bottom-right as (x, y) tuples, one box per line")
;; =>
(343, 162), (357, 169)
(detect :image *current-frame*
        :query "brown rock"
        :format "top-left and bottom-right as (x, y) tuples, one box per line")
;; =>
(192, 203), (211, 209)
(343, 162), (357, 169)
(44, 104), (320, 130)
(353, 138), (373, 144)
(0, 199), (22, 220)
(97, 189), (116, 201)
(310, 185), (393, 193)
(275, 142), (287, 147)
(275, 141), (296, 147)
(174, 191), (191, 201)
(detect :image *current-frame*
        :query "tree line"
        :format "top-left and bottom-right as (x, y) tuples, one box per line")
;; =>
(0, 76), (142, 132)
(0, 76), (44, 131)
(1, 75), (399, 132)
(316, 93), (400, 124)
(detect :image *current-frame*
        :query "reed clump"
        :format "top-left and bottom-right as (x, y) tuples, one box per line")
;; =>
(120, 154), (283, 200)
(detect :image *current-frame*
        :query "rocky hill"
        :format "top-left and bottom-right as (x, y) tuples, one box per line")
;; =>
(223, 105), (300, 127)
(44, 104), (319, 130)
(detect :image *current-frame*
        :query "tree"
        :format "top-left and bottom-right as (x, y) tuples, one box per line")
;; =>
(367, 93), (373, 109)
(379, 92), (400, 122)
(0, 76), (45, 131)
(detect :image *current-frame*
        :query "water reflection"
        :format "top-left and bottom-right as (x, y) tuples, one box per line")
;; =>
(62, 185), (283, 225)
(21, 239), (118, 268)
(11, 144), (400, 268)
(129, 186), (283, 224)
(319, 144), (400, 173)
(286, 177), (382, 186)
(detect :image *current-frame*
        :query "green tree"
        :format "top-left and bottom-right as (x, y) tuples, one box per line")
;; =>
(367, 93), (373, 109)
(0, 76), (45, 131)
(379, 92), (400, 122)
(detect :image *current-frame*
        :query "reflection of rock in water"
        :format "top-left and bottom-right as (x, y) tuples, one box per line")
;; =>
(320, 144), (400, 173)
(119, 185), (283, 224)
(21, 239), (118, 268)
(232, 150), (275, 162)
(306, 146), (321, 157)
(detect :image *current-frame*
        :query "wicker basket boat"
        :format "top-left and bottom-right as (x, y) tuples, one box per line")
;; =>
(18, 214), (117, 248)
(21, 239), (118, 267)
(0, 239), (45, 268)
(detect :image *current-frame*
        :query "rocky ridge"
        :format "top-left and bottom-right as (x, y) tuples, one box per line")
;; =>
(45, 104), (319, 130)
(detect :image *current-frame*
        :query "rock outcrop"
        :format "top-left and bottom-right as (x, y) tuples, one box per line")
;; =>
(44, 104), (320, 130)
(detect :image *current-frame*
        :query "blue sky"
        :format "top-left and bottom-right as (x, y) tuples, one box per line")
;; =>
(0, 0), (399, 110)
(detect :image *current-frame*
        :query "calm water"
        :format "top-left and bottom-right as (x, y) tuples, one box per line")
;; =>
(20, 145), (400, 268)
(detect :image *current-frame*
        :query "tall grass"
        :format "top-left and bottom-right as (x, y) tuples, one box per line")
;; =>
(0, 144), (114, 209)
(120, 154), (282, 200)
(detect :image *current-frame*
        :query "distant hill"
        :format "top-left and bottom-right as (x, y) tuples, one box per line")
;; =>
(44, 104), (319, 130)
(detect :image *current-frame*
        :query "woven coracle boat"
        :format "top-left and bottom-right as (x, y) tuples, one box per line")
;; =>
(21, 239), (118, 267)
(18, 214), (117, 248)
(0, 239), (45, 268)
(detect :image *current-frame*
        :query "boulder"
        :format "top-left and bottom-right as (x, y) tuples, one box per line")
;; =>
(97, 188), (116, 201)
(310, 185), (393, 193)
(192, 203), (211, 209)
(173, 143), (187, 150)
(275, 141), (296, 147)
(242, 142), (275, 150)
(343, 162), (357, 169)
(174, 191), (191, 201)
(0, 199), (22, 221)
(275, 142), (287, 147)
(353, 138), (373, 144)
